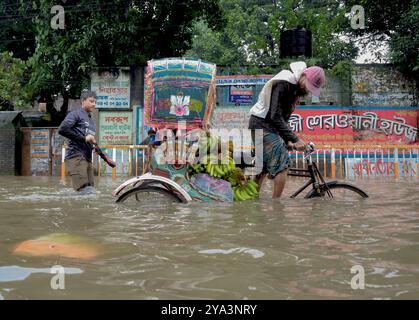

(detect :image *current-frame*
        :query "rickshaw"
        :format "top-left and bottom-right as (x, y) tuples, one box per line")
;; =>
(112, 58), (368, 203)
(112, 139), (368, 203)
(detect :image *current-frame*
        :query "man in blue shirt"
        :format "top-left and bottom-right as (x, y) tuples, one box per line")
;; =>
(58, 90), (97, 192)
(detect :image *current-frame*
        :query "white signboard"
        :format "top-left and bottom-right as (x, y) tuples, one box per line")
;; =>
(91, 69), (130, 109)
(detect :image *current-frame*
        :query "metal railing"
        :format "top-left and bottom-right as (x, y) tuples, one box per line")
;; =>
(289, 145), (419, 179)
(61, 145), (148, 180)
(61, 144), (419, 180)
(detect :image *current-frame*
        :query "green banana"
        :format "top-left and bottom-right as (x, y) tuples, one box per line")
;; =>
(214, 165), (224, 176)
(200, 155), (209, 165)
(210, 164), (216, 177)
(246, 181), (259, 196)
(244, 185), (257, 198)
(241, 187), (252, 200)
(239, 188), (247, 201)
(233, 188), (242, 201)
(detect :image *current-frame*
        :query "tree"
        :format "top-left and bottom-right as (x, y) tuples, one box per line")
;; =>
(389, 0), (419, 80)
(0, 1), (36, 60)
(344, 0), (419, 82)
(0, 52), (29, 110)
(186, 0), (358, 73)
(0, 0), (226, 121)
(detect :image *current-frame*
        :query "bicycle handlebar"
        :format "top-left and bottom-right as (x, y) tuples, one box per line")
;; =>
(306, 142), (315, 153)
(303, 142), (315, 159)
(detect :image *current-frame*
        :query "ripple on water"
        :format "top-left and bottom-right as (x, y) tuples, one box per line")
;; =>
(199, 247), (265, 259)
(6, 190), (100, 202)
(0, 176), (418, 299)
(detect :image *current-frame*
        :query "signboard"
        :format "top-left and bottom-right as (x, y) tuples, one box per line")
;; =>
(210, 105), (418, 145)
(216, 75), (270, 107)
(30, 129), (49, 158)
(229, 85), (253, 104)
(99, 111), (133, 145)
(216, 76), (270, 86)
(30, 129), (50, 175)
(293, 106), (418, 145)
(346, 158), (418, 177)
(91, 69), (130, 109)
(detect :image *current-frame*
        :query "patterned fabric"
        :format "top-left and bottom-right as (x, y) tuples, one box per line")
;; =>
(145, 58), (217, 130)
(190, 173), (233, 202)
(259, 132), (290, 179)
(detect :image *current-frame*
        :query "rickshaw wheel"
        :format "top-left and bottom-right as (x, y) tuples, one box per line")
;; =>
(116, 185), (186, 204)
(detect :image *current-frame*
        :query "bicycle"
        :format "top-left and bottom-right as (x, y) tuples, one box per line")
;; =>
(287, 142), (368, 198)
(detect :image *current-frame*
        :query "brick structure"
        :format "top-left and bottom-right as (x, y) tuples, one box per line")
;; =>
(0, 111), (26, 175)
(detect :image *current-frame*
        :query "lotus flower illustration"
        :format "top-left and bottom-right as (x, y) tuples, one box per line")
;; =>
(170, 92), (190, 117)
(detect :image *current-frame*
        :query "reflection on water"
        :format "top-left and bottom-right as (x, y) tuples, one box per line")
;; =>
(0, 266), (83, 282)
(0, 176), (418, 299)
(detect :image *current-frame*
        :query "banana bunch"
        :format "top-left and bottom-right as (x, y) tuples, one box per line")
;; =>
(191, 163), (206, 173)
(199, 134), (219, 154)
(232, 180), (259, 201)
(200, 154), (236, 178)
(225, 167), (245, 187)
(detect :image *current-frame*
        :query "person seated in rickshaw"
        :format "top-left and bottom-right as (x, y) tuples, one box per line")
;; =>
(139, 129), (157, 146)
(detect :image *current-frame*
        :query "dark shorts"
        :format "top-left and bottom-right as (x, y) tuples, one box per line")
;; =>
(258, 132), (289, 179)
(66, 156), (94, 191)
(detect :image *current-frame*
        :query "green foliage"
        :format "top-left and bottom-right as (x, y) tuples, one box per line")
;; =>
(187, 0), (358, 73)
(388, 0), (419, 81)
(0, 52), (30, 110)
(344, 0), (419, 82)
(331, 60), (353, 91)
(0, 0), (226, 111)
(0, 1), (36, 60)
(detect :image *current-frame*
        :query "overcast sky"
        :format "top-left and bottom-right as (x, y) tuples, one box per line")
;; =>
(354, 39), (390, 64)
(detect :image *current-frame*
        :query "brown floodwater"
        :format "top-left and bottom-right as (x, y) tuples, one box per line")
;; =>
(0, 175), (418, 299)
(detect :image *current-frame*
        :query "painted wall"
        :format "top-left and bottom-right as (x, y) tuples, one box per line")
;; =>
(351, 64), (417, 107)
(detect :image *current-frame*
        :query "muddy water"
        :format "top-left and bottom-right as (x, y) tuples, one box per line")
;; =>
(0, 176), (418, 300)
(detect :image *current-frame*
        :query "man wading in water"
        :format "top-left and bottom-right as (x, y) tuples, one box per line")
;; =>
(248, 62), (325, 198)
(58, 90), (97, 193)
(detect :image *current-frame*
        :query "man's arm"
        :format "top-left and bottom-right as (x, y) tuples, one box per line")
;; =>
(269, 82), (300, 143)
(58, 112), (86, 143)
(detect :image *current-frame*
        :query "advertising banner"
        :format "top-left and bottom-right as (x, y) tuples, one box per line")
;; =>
(294, 106), (418, 145)
(210, 105), (417, 145)
(99, 111), (133, 145)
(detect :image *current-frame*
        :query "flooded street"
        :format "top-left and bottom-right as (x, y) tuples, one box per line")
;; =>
(0, 176), (418, 300)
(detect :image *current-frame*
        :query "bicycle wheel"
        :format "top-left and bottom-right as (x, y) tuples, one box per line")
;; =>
(116, 186), (186, 204)
(305, 182), (368, 199)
